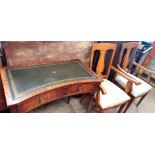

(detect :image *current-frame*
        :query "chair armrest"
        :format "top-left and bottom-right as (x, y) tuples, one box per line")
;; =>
(111, 65), (141, 85)
(133, 61), (155, 74)
(116, 64), (142, 85)
(100, 84), (107, 95)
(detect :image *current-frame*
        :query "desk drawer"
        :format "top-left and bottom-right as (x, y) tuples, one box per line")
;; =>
(46, 83), (99, 101)
(13, 83), (99, 112)
(17, 94), (48, 112)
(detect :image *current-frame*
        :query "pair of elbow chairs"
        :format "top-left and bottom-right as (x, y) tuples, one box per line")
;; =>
(83, 42), (153, 113)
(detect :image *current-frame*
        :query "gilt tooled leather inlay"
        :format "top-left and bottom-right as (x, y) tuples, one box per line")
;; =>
(6, 61), (97, 100)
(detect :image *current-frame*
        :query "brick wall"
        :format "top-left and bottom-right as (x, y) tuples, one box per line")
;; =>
(4, 41), (93, 67)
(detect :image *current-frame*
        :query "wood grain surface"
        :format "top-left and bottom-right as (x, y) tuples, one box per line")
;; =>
(1, 59), (102, 112)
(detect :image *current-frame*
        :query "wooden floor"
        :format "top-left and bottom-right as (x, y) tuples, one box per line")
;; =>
(31, 88), (155, 113)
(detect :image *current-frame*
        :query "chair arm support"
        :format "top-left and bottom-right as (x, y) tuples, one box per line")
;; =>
(100, 84), (107, 95)
(133, 61), (155, 74)
(111, 65), (141, 85)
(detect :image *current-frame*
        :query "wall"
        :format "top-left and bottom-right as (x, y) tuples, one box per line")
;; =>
(4, 41), (93, 67)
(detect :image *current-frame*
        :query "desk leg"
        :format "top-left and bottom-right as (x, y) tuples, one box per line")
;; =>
(10, 105), (18, 113)
(86, 93), (95, 113)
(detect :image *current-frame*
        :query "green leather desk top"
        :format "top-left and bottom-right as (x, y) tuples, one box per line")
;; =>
(6, 60), (97, 100)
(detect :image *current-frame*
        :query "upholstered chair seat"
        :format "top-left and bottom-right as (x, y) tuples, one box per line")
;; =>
(98, 79), (130, 109)
(115, 73), (152, 98)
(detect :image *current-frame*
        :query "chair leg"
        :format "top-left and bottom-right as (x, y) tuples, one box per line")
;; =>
(118, 104), (127, 113)
(94, 105), (101, 112)
(67, 97), (71, 104)
(123, 98), (135, 113)
(136, 93), (148, 107)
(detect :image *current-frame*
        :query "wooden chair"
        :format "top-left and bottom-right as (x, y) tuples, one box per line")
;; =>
(113, 42), (153, 112)
(134, 61), (155, 86)
(133, 46), (155, 87)
(83, 43), (133, 113)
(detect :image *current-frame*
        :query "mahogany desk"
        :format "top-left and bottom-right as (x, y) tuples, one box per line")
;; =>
(1, 60), (102, 112)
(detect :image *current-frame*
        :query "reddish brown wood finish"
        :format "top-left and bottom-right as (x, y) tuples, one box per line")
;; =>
(0, 58), (7, 111)
(1, 59), (102, 113)
(114, 42), (153, 112)
(0, 76), (7, 111)
(0, 57), (2, 67)
(88, 43), (130, 113)
(10, 83), (100, 113)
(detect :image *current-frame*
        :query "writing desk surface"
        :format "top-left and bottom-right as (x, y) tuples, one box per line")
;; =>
(4, 60), (98, 101)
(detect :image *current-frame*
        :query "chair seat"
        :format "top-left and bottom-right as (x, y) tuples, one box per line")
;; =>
(99, 79), (130, 109)
(115, 73), (152, 97)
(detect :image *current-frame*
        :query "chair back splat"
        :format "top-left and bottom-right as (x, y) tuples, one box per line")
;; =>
(90, 43), (117, 79)
(118, 42), (139, 72)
